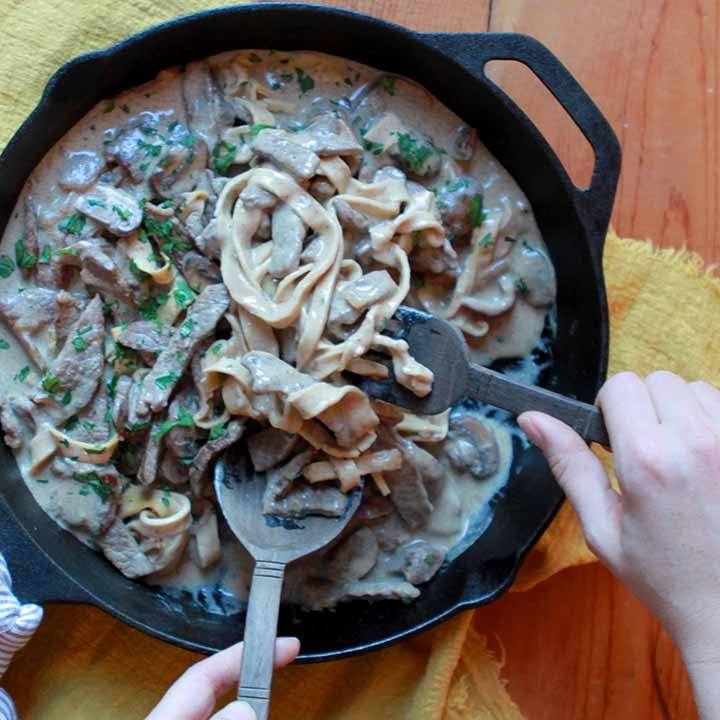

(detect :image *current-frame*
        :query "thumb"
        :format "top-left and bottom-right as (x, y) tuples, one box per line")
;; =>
(518, 411), (623, 568)
(210, 700), (256, 720)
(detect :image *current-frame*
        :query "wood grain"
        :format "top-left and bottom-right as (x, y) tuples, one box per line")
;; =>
(3, 1), (715, 718)
(486, 0), (720, 264)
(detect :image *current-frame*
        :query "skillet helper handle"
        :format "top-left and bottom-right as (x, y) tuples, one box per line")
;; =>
(237, 558), (286, 720)
(466, 363), (610, 447)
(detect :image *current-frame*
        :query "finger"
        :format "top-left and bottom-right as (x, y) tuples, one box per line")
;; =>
(209, 701), (256, 720)
(645, 371), (704, 426)
(597, 371), (659, 464)
(146, 638), (300, 720)
(519, 411), (623, 568)
(689, 380), (720, 424)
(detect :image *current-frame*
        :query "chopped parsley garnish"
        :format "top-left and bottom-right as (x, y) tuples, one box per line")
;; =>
(209, 423), (227, 441)
(14, 237), (37, 269)
(0, 339), (9, 350)
(154, 372), (179, 390)
(82, 421), (94, 431)
(72, 335), (86, 351)
(143, 216), (173, 240)
(179, 134), (196, 148)
(129, 259), (149, 280)
(60, 390), (72, 406)
(248, 52), (262, 63)
(137, 139), (163, 157)
(103, 101), (115, 113)
(15, 365), (30, 383)
(152, 407), (194, 441)
(72, 472), (113, 503)
(128, 421), (151, 432)
(167, 120), (179, 132)
(295, 67), (315, 94)
(515, 278), (529, 294)
(423, 555), (435, 565)
(212, 140), (237, 175)
(87, 199), (106, 208)
(478, 233), (494, 248)
(380, 76), (396, 95)
(505, 235), (517, 243)
(401, 596), (415, 605)
(250, 123), (275, 138)
(102, 299), (118, 316)
(0, 255), (15, 278)
(38, 245), (52, 264)
(58, 213), (86, 235)
(363, 139), (384, 156)
(34, 478), (49, 484)
(121, 103), (130, 113)
(173, 280), (196, 310)
(343, 76), (353, 87)
(446, 178), (470, 193)
(396, 133), (433, 173)
(112, 205), (132, 221)
(55, 247), (79, 256)
(466, 194), (487, 227)
(139, 126), (157, 136)
(210, 342), (223, 355)
(64, 415), (80, 432)
(138, 292), (169, 321)
(280, 71), (293, 83)
(179, 318), (194, 337)
(41, 372), (61, 393)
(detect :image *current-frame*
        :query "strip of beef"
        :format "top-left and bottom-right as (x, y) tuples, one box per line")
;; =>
(385, 458), (434, 530)
(22, 195), (39, 262)
(250, 129), (320, 179)
(0, 287), (57, 332)
(46, 457), (120, 536)
(159, 453), (191, 487)
(97, 518), (154, 578)
(48, 295), (104, 420)
(67, 392), (112, 445)
(117, 321), (175, 354)
(300, 577), (419, 611)
(269, 204), (305, 278)
(111, 374), (133, 429)
(151, 122), (208, 199)
(77, 240), (141, 307)
(0, 395), (36, 449)
(262, 450), (346, 518)
(138, 418), (164, 485)
(189, 419), (245, 495)
(182, 60), (233, 151)
(182, 252), (222, 292)
(55, 291), (86, 346)
(247, 427), (300, 473)
(294, 117), (363, 158)
(135, 284), (229, 417)
(327, 527), (379, 581)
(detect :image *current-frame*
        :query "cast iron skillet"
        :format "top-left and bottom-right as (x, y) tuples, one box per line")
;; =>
(0, 4), (620, 661)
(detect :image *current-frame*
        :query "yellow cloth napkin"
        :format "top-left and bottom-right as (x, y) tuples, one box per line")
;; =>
(1, 2), (719, 717)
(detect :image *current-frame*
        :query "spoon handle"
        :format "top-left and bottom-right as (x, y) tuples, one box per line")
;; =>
(467, 363), (610, 447)
(237, 558), (286, 720)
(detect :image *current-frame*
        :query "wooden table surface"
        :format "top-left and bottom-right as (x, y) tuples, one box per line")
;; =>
(282, 1), (717, 718)
(6, 1), (718, 718)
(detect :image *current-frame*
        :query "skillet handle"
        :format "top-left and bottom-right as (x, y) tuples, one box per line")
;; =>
(423, 32), (620, 259)
(0, 497), (92, 605)
(467, 363), (610, 447)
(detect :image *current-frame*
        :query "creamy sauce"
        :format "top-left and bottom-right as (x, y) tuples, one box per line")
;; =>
(0, 50), (555, 611)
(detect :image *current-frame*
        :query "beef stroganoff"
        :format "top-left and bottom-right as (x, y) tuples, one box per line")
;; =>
(0, 51), (556, 610)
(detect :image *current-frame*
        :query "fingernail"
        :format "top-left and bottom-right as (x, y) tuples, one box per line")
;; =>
(518, 412), (544, 446)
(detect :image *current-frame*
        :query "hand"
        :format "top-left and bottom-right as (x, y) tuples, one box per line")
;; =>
(146, 637), (300, 720)
(518, 371), (720, 661)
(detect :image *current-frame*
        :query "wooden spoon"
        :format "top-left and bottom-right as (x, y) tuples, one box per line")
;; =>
(214, 449), (362, 720)
(350, 306), (610, 446)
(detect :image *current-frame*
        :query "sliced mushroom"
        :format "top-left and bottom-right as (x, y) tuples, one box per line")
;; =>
(445, 414), (500, 479)
(58, 151), (105, 192)
(334, 198), (368, 233)
(74, 184), (142, 235)
(401, 539), (445, 584)
(511, 244), (557, 307)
